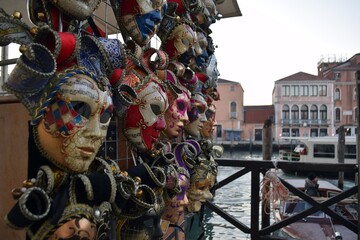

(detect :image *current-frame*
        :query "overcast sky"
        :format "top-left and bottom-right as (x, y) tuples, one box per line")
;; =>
(210, 0), (360, 106)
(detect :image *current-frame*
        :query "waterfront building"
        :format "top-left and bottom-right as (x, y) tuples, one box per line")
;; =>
(272, 71), (334, 142)
(319, 53), (360, 136)
(215, 79), (244, 145)
(242, 105), (274, 142)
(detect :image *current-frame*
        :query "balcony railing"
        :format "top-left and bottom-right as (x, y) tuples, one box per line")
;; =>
(281, 119), (330, 126)
(229, 112), (237, 119)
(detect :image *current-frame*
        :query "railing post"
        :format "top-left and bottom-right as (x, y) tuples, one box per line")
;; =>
(251, 170), (260, 239)
(338, 126), (345, 189)
(262, 119), (272, 228)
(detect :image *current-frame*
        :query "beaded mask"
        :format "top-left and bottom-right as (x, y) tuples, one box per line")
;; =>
(184, 93), (208, 138)
(36, 71), (113, 173)
(114, 0), (167, 46)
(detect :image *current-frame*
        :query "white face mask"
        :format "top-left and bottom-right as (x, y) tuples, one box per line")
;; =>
(37, 74), (113, 172)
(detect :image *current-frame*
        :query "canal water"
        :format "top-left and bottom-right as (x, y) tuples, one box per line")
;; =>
(201, 150), (356, 240)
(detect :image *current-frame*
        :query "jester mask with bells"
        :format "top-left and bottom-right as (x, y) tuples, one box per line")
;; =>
(111, 0), (167, 46)
(3, 43), (113, 173)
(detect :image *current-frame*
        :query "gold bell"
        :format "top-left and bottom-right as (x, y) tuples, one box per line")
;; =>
(30, 27), (39, 37)
(19, 45), (27, 54)
(12, 11), (22, 20)
(136, 189), (143, 198)
(133, 176), (141, 185)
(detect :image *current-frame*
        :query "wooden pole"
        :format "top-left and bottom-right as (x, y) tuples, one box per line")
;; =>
(355, 70), (360, 240)
(337, 126), (345, 189)
(262, 119), (272, 228)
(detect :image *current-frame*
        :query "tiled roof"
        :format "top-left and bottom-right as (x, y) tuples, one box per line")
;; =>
(276, 71), (325, 82)
(217, 78), (239, 84)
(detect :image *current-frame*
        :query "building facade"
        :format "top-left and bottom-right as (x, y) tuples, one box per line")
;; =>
(215, 78), (244, 144)
(242, 105), (274, 142)
(319, 53), (360, 136)
(272, 72), (334, 142)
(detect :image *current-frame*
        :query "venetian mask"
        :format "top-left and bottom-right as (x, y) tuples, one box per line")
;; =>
(162, 172), (190, 223)
(186, 163), (213, 212)
(184, 93), (208, 138)
(163, 90), (190, 139)
(161, 22), (197, 63)
(49, 0), (101, 20)
(124, 81), (168, 152)
(118, 0), (168, 45)
(36, 73), (113, 173)
(205, 54), (220, 89)
(192, 31), (209, 69)
(200, 104), (216, 139)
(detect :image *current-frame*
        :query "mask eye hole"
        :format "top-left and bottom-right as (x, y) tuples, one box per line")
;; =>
(71, 101), (91, 119)
(177, 100), (185, 111)
(100, 107), (112, 124)
(151, 104), (161, 115)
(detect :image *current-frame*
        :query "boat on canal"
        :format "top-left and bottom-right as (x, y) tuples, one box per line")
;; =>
(278, 136), (357, 177)
(273, 178), (358, 240)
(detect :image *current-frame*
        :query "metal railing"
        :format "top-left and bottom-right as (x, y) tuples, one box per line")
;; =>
(204, 158), (358, 239)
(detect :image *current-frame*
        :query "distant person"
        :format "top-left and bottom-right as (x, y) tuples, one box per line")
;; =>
(305, 172), (320, 197)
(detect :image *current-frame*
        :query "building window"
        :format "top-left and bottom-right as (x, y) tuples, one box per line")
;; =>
(282, 85), (290, 96)
(282, 128), (290, 137)
(310, 105), (318, 120)
(320, 105), (327, 120)
(335, 108), (341, 121)
(291, 85), (299, 96)
(310, 85), (318, 96)
(230, 85), (235, 91)
(230, 101), (237, 119)
(354, 88), (357, 101)
(319, 85), (327, 96)
(282, 105), (290, 120)
(291, 105), (299, 121)
(335, 72), (341, 80)
(354, 108), (358, 122)
(215, 125), (222, 138)
(291, 128), (300, 137)
(300, 85), (309, 96)
(335, 88), (340, 100)
(301, 105), (308, 120)
(319, 128), (328, 136)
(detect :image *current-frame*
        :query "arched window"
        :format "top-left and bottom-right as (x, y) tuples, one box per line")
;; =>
(230, 101), (237, 119)
(301, 105), (308, 120)
(320, 105), (327, 120)
(335, 88), (341, 100)
(310, 105), (318, 120)
(282, 105), (290, 120)
(291, 105), (299, 120)
(335, 108), (341, 121)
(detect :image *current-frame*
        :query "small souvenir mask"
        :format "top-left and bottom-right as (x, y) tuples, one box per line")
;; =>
(124, 81), (168, 151)
(118, 0), (168, 45)
(184, 93), (208, 138)
(36, 73), (113, 173)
